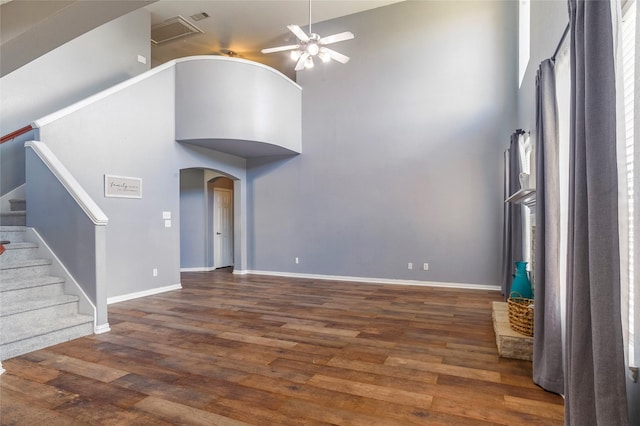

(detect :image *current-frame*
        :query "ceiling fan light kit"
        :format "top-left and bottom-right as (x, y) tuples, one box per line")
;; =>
(261, 1), (354, 71)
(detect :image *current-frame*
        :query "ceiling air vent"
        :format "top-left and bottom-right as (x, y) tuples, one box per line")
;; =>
(151, 16), (203, 46)
(190, 12), (210, 22)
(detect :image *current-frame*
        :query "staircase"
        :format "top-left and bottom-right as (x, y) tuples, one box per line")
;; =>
(0, 199), (26, 226)
(0, 200), (93, 361)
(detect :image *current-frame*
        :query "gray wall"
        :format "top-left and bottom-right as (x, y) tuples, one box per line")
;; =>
(180, 168), (206, 269)
(0, 8), (151, 195)
(175, 58), (302, 155)
(36, 64), (249, 298)
(25, 148), (99, 303)
(0, 0), (154, 77)
(247, 0), (518, 286)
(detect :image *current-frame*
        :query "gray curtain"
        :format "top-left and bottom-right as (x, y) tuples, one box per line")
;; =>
(565, 0), (629, 424)
(633, 1), (640, 421)
(501, 132), (523, 297)
(533, 59), (564, 395)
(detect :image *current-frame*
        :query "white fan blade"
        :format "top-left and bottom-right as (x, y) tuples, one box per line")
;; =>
(322, 47), (350, 64)
(287, 24), (310, 42)
(261, 44), (300, 54)
(319, 31), (354, 45)
(295, 52), (310, 71)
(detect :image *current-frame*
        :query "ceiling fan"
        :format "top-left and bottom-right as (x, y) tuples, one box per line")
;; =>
(261, 2), (354, 71)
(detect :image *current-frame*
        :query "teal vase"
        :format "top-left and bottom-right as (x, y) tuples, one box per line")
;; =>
(510, 261), (533, 299)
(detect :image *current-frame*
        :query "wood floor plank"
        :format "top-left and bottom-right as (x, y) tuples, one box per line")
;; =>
(211, 399), (317, 426)
(0, 374), (78, 409)
(385, 355), (503, 383)
(281, 322), (361, 337)
(1, 357), (61, 383)
(112, 373), (217, 409)
(54, 399), (173, 426)
(218, 331), (299, 348)
(134, 396), (250, 426)
(278, 397), (420, 426)
(46, 373), (147, 409)
(37, 351), (129, 383)
(1, 269), (563, 424)
(436, 374), (565, 405)
(307, 374), (433, 408)
(325, 356), (439, 384)
(503, 395), (565, 421)
(0, 390), (87, 426)
(430, 395), (563, 425)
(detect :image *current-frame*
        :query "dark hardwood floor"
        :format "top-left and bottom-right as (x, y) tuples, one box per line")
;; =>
(1, 270), (564, 425)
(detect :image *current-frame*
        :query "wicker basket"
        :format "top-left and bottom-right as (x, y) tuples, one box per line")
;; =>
(507, 293), (534, 337)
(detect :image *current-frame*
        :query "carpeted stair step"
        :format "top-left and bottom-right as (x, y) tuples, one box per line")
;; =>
(0, 314), (93, 360)
(0, 242), (38, 263)
(0, 218), (95, 362)
(0, 276), (66, 305)
(8, 199), (26, 212)
(0, 226), (26, 243)
(0, 294), (81, 320)
(0, 258), (51, 281)
(0, 211), (26, 226)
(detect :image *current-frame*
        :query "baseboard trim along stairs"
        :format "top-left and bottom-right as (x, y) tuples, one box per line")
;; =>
(0, 201), (94, 362)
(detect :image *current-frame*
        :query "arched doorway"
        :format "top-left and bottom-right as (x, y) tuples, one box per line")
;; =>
(180, 168), (237, 272)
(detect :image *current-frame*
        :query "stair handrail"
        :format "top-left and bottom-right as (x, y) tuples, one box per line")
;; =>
(0, 124), (34, 144)
(25, 140), (109, 333)
(25, 141), (108, 225)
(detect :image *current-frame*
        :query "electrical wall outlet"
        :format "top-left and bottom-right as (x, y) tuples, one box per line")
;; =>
(408, 262), (413, 270)
(423, 263), (429, 271)
(153, 268), (158, 277)
(295, 257), (299, 264)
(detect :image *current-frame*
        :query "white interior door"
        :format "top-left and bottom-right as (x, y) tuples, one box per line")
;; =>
(214, 188), (234, 268)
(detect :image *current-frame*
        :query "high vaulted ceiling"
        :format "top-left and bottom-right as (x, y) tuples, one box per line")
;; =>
(0, 0), (155, 77)
(0, 0), (402, 79)
(146, 1), (403, 79)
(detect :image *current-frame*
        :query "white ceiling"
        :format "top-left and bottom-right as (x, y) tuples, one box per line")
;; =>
(145, 0), (403, 78)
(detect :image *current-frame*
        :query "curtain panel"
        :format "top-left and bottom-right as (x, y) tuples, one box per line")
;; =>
(501, 133), (524, 298)
(533, 59), (564, 395)
(565, 0), (629, 423)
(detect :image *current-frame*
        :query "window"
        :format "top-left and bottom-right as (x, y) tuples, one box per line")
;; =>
(518, 134), (533, 269)
(622, 0), (637, 371)
(519, 133), (532, 175)
(518, 0), (531, 88)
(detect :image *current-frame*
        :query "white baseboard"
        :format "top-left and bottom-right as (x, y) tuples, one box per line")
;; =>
(94, 323), (111, 334)
(240, 270), (501, 291)
(107, 283), (182, 304)
(0, 360), (4, 375)
(180, 266), (216, 272)
(232, 269), (249, 275)
(0, 184), (26, 212)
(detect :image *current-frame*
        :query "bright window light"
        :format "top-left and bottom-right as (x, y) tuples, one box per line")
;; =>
(518, 0), (531, 88)
(622, 0), (637, 369)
